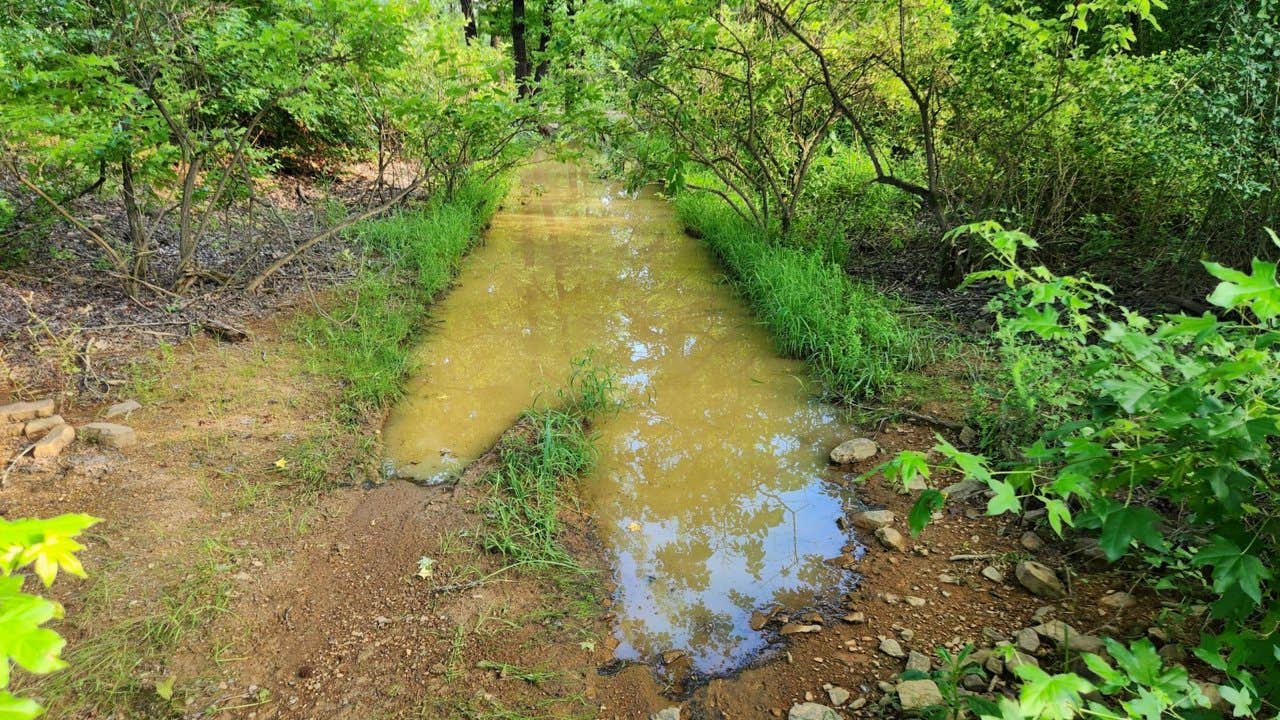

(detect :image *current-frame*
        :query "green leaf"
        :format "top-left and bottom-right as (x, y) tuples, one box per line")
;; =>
(0, 690), (44, 720)
(1218, 685), (1254, 717)
(1012, 665), (1094, 720)
(986, 480), (1022, 516)
(1103, 638), (1162, 685)
(0, 591), (67, 676)
(1192, 536), (1272, 605)
(1097, 505), (1166, 561)
(1202, 258), (1280, 322)
(908, 490), (945, 536)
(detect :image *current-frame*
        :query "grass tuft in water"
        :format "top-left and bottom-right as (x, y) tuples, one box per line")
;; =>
(480, 356), (620, 569)
(295, 178), (505, 421)
(675, 191), (932, 400)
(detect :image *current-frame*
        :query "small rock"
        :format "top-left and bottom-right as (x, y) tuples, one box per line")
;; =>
(651, 708), (681, 720)
(0, 399), (55, 423)
(23, 415), (66, 439)
(961, 674), (986, 691)
(942, 479), (987, 501)
(779, 623), (821, 635)
(842, 612), (866, 624)
(959, 426), (978, 446)
(2, 423), (23, 438)
(1032, 621), (1104, 653)
(661, 649), (686, 664)
(32, 424), (75, 459)
(1016, 561), (1066, 599)
(876, 527), (908, 552)
(788, 702), (838, 720)
(1099, 591), (1136, 610)
(896, 679), (943, 712)
(103, 399), (142, 419)
(1004, 650), (1039, 673)
(1015, 628), (1040, 653)
(879, 638), (906, 658)
(826, 685), (851, 707)
(984, 654), (1004, 675)
(1020, 532), (1044, 552)
(899, 629), (915, 642)
(906, 650), (931, 673)
(750, 611), (769, 631)
(1197, 682), (1227, 712)
(830, 438), (878, 464)
(849, 698), (867, 710)
(981, 566), (1004, 583)
(80, 422), (138, 449)
(903, 476), (928, 492)
(905, 596), (926, 607)
(848, 509), (895, 530)
(1158, 644), (1187, 663)
(938, 573), (960, 585)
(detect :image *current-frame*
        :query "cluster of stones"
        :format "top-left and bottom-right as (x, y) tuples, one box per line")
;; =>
(2, 398), (139, 462)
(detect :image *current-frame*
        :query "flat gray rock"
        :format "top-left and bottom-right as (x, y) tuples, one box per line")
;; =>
(81, 422), (138, 449)
(789, 703), (839, 720)
(897, 679), (943, 712)
(1016, 560), (1065, 598)
(848, 509), (895, 530)
(830, 438), (878, 464)
(103, 399), (142, 419)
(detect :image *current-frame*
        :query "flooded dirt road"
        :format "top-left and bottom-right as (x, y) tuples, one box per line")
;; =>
(384, 161), (857, 674)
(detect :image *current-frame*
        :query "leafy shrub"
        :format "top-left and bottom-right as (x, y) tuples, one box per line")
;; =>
(884, 223), (1280, 716)
(676, 190), (932, 400)
(1, 513), (98, 719)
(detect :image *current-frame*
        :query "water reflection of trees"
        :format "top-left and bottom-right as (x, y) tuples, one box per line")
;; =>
(381, 162), (855, 675)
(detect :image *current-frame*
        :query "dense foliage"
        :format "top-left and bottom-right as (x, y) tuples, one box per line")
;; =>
(886, 226), (1280, 717)
(0, 0), (533, 294)
(584, 0), (1277, 292)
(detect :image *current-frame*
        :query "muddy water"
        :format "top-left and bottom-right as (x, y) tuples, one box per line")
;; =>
(384, 161), (856, 674)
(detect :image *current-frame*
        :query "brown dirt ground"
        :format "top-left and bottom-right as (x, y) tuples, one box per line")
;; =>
(2, 307), (1178, 720)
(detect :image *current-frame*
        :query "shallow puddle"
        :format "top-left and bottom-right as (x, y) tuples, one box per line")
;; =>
(384, 161), (856, 674)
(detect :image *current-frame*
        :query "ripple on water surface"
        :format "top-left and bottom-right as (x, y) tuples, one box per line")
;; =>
(382, 161), (858, 675)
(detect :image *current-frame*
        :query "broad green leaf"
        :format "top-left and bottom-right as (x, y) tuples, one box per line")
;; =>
(908, 490), (945, 536)
(1097, 505), (1166, 561)
(1202, 258), (1280, 322)
(1013, 665), (1094, 720)
(1193, 537), (1272, 605)
(0, 690), (44, 720)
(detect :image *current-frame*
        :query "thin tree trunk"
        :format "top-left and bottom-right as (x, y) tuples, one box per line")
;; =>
(461, 0), (478, 43)
(121, 155), (151, 289)
(512, 0), (531, 97)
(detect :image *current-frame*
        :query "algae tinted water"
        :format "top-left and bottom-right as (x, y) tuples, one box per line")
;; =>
(384, 162), (854, 673)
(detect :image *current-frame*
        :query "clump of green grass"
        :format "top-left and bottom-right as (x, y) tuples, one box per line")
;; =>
(480, 357), (619, 569)
(675, 191), (931, 400)
(296, 178), (505, 420)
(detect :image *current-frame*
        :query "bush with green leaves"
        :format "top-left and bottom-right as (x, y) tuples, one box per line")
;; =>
(1, 514), (98, 719)
(883, 222), (1280, 717)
